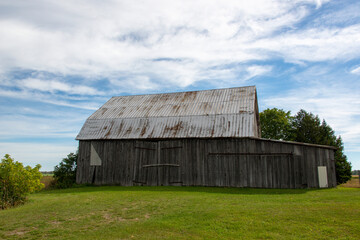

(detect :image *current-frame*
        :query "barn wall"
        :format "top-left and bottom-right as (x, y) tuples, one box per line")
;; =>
(77, 138), (336, 188)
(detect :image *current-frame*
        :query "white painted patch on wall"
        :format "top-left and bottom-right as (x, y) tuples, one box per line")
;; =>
(90, 143), (102, 166)
(318, 166), (328, 188)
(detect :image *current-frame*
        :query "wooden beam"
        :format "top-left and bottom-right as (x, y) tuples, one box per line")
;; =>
(142, 164), (180, 168)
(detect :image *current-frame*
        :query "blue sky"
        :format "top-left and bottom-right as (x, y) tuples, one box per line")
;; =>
(0, 0), (359, 170)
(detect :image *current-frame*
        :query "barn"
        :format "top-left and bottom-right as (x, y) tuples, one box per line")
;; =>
(76, 86), (337, 188)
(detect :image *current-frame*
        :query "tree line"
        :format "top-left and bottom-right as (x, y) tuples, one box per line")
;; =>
(260, 108), (352, 184)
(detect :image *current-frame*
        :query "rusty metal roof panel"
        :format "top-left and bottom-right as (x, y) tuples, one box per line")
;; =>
(77, 114), (255, 140)
(76, 86), (259, 140)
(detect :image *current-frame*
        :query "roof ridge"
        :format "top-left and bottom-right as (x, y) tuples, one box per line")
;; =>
(109, 85), (256, 99)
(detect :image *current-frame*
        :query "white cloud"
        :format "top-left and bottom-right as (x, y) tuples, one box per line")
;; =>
(0, 89), (100, 110)
(314, 0), (330, 9)
(246, 65), (272, 79)
(351, 66), (360, 75)
(312, 1), (360, 26)
(0, 0), (343, 87)
(109, 75), (160, 92)
(251, 24), (360, 63)
(0, 112), (86, 139)
(20, 78), (100, 95)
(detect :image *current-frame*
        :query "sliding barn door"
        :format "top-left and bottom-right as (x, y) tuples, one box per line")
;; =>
(158, 141), (182, 186)
(133, 141), (158, 186)
(133, 141), (182, 186)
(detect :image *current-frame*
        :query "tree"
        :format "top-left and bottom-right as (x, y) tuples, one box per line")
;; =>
(291, 110), (337, 145)
(333, 136), (352, 184)
(0, 154), (44, 209)
(53, 152), (77, 189)
(260, 108), (352, 184)
(291, 110), (322, 144)
(291, 110), (351, 184)
(260, 108), (293, 140)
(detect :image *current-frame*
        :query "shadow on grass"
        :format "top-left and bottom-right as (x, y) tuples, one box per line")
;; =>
(37, 184), (324, 196)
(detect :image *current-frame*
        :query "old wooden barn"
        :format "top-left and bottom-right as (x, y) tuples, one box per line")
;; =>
(76, 86), (337, 188)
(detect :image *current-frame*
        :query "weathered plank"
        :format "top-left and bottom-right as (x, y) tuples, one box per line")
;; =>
(77, 138), (336, 189)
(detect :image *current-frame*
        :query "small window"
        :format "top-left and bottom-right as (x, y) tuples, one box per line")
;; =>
(90, 143), (102, 166)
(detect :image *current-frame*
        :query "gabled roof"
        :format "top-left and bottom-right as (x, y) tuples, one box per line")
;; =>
(76, 86), (260, 140)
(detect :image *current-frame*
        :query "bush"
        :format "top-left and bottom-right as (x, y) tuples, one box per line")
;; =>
(52, 152), (77, 189)
(0, 154), (44, 209)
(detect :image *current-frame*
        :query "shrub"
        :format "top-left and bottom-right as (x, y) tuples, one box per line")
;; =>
(0, 154), (44, 209)
(52, 152), (77, 189)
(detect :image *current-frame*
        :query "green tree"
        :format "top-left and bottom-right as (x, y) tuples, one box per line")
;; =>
(291, 110), (351, 184)
(292, 110), (323, 144)
(0, 154), (44, 209)
(260, 108), (352, 184)
(333, 136), (352, 184)
(260, 108), (293, 140)
(53, 152), (77, 189)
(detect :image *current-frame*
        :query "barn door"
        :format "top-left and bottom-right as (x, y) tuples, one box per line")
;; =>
(158, 141), (182, 186)
(133, 141), (182, 186)
(133, 141), (158, 186)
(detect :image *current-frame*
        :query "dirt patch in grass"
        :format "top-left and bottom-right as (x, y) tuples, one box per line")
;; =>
(6, 228), (30, 236)
(340, 175), (360, 188)
(50, 220), (62, 226)
(100, 210), (142, 224)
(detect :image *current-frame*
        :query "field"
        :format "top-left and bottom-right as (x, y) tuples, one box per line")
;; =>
(0, 186), (359, 240)
(40, 176), (54, 189)
(340, 175), (360, 188)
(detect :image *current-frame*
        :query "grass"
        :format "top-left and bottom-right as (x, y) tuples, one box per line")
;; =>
(41, 173), (54, 177)
(0, 186), (359, 239)
(40, 176), (54, 189)
(340, 175), (360, 188)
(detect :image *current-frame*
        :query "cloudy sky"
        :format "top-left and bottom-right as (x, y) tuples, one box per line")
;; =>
(0, 0), (359, 170)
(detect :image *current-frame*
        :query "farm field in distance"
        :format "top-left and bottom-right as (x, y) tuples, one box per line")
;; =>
(1, 185), (359, 239)
(340, 175), (359, 188)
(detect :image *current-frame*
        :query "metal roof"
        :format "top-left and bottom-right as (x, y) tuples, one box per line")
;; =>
(76, 86), (260, 140)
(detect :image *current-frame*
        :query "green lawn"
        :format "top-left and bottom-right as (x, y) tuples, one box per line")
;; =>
(1, 186), (359, 239)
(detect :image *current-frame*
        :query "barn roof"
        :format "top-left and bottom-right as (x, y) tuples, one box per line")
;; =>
(76, 86), (260, 140)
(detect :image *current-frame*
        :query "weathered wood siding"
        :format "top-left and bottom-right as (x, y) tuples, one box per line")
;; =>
(77, 138), (336, 188)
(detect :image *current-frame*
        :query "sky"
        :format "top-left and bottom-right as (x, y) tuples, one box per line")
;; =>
(0, 0), (359, 171)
